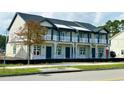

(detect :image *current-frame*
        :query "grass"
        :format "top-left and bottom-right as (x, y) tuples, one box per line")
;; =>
(41, 63), (124, 71)
(1, 63), (124, 76)
(0, 68), (41, 76)
(71, 63), (124, 70)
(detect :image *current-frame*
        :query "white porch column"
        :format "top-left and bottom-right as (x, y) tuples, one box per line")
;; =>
(103, 47), (106, 58)
(54, 43), (57, 59)
(90, 44), (92, 58)
(73, 43), (75, 58)
(75, 43), (78, 58)
(95, 45), (98, 58)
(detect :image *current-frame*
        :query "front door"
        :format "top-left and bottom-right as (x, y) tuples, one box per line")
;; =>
(46, 46), (52, 59)
(92, 48), (95, 58)
(65, 47), (70, 58)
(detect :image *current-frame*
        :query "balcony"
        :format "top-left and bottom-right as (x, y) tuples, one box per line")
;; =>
(60, 36), (70, 42)
(94, 39), (98, 43)
(72, 37), (78, 42)
(79, 38), (88, 43)
(44, 35), (51, 40)
(99, 39), (107, 44)
(44, 35), (108, 44)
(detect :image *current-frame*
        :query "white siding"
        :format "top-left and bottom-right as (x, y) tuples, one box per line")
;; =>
(8, 15), (25, 42)
(6, 43), (28, 59)
(110, 32), (124, 58)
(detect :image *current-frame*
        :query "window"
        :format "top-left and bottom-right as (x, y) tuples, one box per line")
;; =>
(60, 32), (65, 40)
(33, 45), (41, 55)
(121, 49), (124, 55)
(79, 33), (88, 38)
(13, 44), (16, 54)
(79, 47), (86, 55)
(57, 46), (62, 55)
(95, 34), (99, 39)
(98, 48), (104, 58)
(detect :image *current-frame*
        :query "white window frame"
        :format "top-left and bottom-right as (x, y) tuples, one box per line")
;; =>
(33, 45), (41, 56)
(79, 47), (86, 55)
(56, 45), (62, 55)
(98, 48), (104, 58)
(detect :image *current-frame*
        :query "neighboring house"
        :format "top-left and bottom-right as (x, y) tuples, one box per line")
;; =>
(110, 31), (124, 58)
(6, 12), (109, 59)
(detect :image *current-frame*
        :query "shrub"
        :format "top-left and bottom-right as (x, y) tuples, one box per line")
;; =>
(110, 51), (116, 58)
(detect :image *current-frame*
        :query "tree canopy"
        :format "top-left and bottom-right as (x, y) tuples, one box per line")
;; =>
(102, 19), (124, 37)
(15, 20), (48, 64)
(0, 35), (6, 50)
(16, 20), (48, 45)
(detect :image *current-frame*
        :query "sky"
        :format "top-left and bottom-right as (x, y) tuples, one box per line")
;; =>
(0, 12), (124, 35)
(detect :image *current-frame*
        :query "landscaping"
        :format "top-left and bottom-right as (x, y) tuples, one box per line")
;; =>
(0, 68), (41, 76)
(43, 63), (124, 71)
(0, 62), (124, 76)
(72, 63), (124, 70)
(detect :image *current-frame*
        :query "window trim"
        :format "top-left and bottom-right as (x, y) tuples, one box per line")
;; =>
(33, 45), (41, 56)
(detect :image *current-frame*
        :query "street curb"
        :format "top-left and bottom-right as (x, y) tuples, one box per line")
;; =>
(0, 68), (124, 77)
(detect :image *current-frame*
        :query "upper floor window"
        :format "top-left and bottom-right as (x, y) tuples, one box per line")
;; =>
(33, 45), (41, 55)
(79, 47), (86, 55)
(60, 32), (65, 40)
(95, 34), (99, 39)
(99, 34), (106, 39)
(79, 32), (88, 38)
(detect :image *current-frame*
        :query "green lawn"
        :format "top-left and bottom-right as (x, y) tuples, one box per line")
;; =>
(71, 63), (124, 70)
(42, 63), (124, 70)
(0, 68), (41, 76)
(0, 63), (124, 76)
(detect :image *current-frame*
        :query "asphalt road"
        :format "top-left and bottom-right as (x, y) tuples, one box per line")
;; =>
(1, 69), (124, 81)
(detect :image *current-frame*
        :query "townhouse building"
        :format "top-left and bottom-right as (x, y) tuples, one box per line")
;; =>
(6, 12), (109, 59)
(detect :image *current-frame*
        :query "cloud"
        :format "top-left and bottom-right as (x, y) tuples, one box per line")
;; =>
(0, 12), (14, 35)
(117, 13), (124, 20)
(0, 12), (123, 35)
(93, 12), (103, 24)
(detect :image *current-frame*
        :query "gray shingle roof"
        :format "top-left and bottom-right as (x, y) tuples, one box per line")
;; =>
(8, 12), (99, 32)
(18, 12), (44, 22)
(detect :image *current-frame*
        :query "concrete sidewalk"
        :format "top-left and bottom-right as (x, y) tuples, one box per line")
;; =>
(1, 62), (123, 69)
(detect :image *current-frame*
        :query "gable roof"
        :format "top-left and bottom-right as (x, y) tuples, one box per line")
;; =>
(8, 12), (107, 33)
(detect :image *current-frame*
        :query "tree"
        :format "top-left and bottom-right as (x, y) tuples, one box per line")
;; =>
(16, 20), (48, 64)
(102, 20), (122, 38)
(0, 35), (7, 50)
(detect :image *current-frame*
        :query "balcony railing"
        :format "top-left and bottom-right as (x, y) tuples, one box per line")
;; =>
(44, 35), (51, 40)
(99, 39), (107, 44)
(94, 39), (98, 43)
(60, 36), (70, 42)
(44, 35), (108, 44)
(72, 37), (78, 42)
(79, 38), (88, 43)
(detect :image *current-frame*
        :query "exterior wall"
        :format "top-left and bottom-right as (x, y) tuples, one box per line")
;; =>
(97, 45), (106, 58)
(110, 32), (124, 58)
(8, 15), (25, 42)
(6, 43), (28, 59)
(77, 45), (90, 58)
(31, 44), (53, 59)
(6, 14), (109, 60)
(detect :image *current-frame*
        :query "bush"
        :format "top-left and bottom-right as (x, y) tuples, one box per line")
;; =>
(110, 51), (116, 58)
